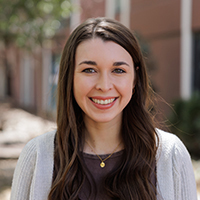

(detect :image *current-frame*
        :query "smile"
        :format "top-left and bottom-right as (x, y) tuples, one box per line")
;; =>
(91, 98), (116, 105)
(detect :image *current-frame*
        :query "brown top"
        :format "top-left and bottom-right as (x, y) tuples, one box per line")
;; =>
(78, 150), (156, 200)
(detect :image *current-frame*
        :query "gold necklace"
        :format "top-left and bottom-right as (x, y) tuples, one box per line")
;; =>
(85, 140), (121, 168)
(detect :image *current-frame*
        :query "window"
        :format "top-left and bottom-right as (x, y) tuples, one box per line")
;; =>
(50, 53), (60, 110)
(193, 33), (200, 92)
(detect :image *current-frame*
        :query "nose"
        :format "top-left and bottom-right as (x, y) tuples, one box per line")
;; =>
(95, 73), (113, 92)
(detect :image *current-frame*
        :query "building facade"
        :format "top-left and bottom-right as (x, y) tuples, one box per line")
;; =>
(1, 0), (199, 118)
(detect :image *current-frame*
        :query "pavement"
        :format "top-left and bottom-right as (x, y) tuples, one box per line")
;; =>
(0, 102), (56, 200)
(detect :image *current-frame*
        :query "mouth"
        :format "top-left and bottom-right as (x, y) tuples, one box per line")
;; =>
(90, 97), (117, 105)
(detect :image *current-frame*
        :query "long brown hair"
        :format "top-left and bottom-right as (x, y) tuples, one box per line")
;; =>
(48, 17), (158, 200)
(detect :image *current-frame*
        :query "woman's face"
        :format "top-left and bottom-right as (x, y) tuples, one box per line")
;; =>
(73, 38), (135, 124)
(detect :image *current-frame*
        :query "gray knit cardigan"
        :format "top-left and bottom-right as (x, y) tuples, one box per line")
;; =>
(10, 129), (197, 200)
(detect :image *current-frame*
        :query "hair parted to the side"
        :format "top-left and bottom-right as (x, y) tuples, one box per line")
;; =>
(48, 17), (158, 200)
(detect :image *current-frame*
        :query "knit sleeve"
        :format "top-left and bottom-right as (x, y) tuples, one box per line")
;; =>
(10, 138), (37, 200)
(172, 136), (197, 200)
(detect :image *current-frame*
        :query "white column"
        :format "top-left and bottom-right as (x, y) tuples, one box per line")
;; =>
(180, 0), (193, 99)
(105, 0), (115, 19)
(120, 0), (131, 28)
(70, 0), (81, 31)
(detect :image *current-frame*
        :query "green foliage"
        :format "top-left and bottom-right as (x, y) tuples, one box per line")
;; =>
(169, 92), (200, 158)
(0, 0), (72, 47)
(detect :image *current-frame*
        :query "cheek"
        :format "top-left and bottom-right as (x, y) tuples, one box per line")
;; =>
(117, 82), (133, 104)
(120, 76), (135, 95)
(73, 76), (92, 101)
(73, 76), (82, 103)
(121, 82), (134, 106)
(124, 85), (133, 99)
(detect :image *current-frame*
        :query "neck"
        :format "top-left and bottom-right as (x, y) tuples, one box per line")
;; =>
(83, 115), (124, 155)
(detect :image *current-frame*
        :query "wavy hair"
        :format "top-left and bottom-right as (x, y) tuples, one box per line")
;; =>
(48, 17), (158, 200)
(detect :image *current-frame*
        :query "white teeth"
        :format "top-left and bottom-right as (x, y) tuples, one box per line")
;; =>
(92, 98), (115, 105)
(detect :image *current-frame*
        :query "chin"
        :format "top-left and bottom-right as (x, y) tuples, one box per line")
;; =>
(91, 115), (121, 124)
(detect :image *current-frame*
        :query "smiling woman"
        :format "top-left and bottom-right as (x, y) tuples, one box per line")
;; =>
(10, 17), (197, 200)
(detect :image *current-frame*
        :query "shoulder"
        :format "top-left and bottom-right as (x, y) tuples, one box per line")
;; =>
(155, 130), (197, 199)
(31, 129), (56, 147)
(11, 130), (56, 200)
(28, 129), (56, 145)
(156, 128), (192, 171)
(19, 130), (56, 164)
(156, 128), (189, 158)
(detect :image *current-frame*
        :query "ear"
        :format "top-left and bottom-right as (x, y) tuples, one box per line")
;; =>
(132, 87), (135, 94)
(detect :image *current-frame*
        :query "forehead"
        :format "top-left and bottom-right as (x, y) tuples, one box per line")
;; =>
(75, 38), (133, 63)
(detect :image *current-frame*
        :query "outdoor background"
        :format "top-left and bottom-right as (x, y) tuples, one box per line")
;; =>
(0, 0), (200, 199)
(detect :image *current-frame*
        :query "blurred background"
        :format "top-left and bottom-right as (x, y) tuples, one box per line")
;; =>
(0, 0), (200, 199)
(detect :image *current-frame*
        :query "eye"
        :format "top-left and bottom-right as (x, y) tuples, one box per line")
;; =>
(113, 68), (126, 74)
(82, 68), (96, 73)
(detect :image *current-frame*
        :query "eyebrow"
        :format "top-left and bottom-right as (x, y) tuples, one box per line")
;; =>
(113, 61), (130, 67)
(78, 60), (130, 67)
(78, 61), (97, 66)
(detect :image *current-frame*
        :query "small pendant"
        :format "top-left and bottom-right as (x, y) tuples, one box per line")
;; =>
(100, 161), (105, 168)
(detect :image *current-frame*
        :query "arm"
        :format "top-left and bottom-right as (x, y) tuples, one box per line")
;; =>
(173, 136), (197, 200)
(10, 139), (36, 200)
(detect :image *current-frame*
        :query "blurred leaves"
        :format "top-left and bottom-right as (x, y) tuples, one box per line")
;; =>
(169, 92), (200, 158)
(0, 0), (72, 47)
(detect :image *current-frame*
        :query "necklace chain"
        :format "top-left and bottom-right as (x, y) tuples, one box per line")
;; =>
(85, 140), (121, 168)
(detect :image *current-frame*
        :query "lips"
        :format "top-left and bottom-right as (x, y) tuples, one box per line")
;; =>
(91, 98), (116, 105)
(89, 97), (117, 109)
